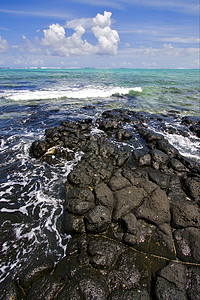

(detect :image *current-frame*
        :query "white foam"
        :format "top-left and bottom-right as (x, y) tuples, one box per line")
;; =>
(3, 86), (142, 101)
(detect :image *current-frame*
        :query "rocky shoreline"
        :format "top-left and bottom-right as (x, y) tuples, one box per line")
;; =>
(1, 109), (200, 299)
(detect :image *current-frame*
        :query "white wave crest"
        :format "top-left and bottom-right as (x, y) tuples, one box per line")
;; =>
(3, 86), (142, 101)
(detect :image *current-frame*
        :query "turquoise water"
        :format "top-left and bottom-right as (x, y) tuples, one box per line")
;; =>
(0, 68), (199, 116)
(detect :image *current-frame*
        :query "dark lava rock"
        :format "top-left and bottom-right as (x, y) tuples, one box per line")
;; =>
(133, 149), (151, 166)
(151, 149), (169, 170)
(155, 263), (187, 300)
(94, 183), (115, 209)
(85, 205), (112, 233)
(64, 188), (95, 215)
(87, 236), (124, 269)
(147, 168), (170, 190)
(113, 185), (146, 221)
(0, 281), (19, 300)
(26, 274), (65, 300)
(16, 108), (200, 299)
(18, 254), (54, 290)
(183, 176), (200, 203)
(174, 227), (200, 263)
(170, 199), (200, 228)
(71, 267), (109, 300)
(189, 124), (200, 137)
(29, 140), (48, 158)
(181, 116), (200, 126)
(65, 212), (85, 234)
(136, 187), (170, 225)
(108, 287), (150, 300)
(155, 262), (200, 300)
(157, 139), (179, 157)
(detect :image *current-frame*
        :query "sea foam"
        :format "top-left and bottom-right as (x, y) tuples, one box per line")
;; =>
(3, 86), (142, 101)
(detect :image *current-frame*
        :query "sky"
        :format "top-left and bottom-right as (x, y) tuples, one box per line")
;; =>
(0, 0), (199, 68)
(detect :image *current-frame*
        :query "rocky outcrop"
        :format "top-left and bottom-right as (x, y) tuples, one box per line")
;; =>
(1, 109), (200, 299)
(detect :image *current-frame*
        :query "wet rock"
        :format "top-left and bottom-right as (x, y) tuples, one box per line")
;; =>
(29, 140), (48, 158)
(133, 149), (151, 166)
(151, 149), (169, 167)
(169, 158), (188, 172)
(155, 263), (187, 300)
(181, 116), (200, 126)
(72, 267), (109, 300)
(136, 187), (170, 225)
(116, 129), (133, 141)
(137, 127), (163, 143)
(65, 212), (85, 234)
(189, 124), (200, 137)
(122, 213), (156, 252)
(183, 176), (200, 203)
(57, 281), (81, 300)
(26, 274), (65, 299)
(174, 227), (200, 263)
(108, 174), (131, 191)
(64, 188), (95, 215)
(87, 236), (123, 269)
(85, 205), (112, 233)
(0, 281), (19, 300)
(148, 168), (170, 190)
(157, 139), (179, 157)
(108, 287), (150, 300)
(170, 200), (200, 228)
(107, 251), (145, 292)
(94, 183), (115, 210)
(18, 255), (54, 289)
(113, 186), (146, 221)
(149, 224), (176, 259)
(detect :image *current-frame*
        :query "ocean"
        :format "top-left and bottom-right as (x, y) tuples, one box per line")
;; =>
(0, 68), (199, 284)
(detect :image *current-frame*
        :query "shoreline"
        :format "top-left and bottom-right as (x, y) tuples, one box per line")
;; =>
(1, 108), (200, 299)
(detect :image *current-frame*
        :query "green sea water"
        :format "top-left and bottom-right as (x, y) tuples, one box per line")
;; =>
(0, 68), (199, 116)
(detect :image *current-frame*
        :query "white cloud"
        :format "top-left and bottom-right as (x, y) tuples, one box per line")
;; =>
(162, 37), (200, 44)
(21, 35), (41, 53)
(41, 11), (120, 57)
(0, 35), (9, 53)
(121, 44), (200, 58)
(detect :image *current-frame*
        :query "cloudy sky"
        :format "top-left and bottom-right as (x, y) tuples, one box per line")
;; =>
(0, 0), (199, 68)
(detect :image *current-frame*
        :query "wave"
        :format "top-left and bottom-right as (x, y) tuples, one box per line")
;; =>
(2, 86), (142, 101)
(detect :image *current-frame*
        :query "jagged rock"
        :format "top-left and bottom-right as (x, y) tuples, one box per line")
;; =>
(94, 183), (115, 210)
(108, 174), (131, 191)
(148, 168), (170, 190)
(87, 236), (124, 269)
(155, 263), (187, 300)
(174, 227), (200, 263)
(157, 139), (179, 157)
(183, 176), (200, 203)
(85, 205), (112, 233)
(113, 186), (146, 221)
(29, 140), (48, 158)
(18, 254), (54, 289)
(65, 212), (85, 234)
(64, 188), (95, 215)
(26, 274), (65, 300)
(108, 288), (150, 300)
(170, 200), (200, 228)
(136, 187), (170, 225)
(71, 267), (109, 300)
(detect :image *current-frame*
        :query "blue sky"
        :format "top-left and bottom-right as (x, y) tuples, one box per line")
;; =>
(0, 0), (199, 68)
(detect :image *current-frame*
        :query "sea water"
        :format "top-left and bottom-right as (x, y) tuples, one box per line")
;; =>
(0, 68), (199, 284)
